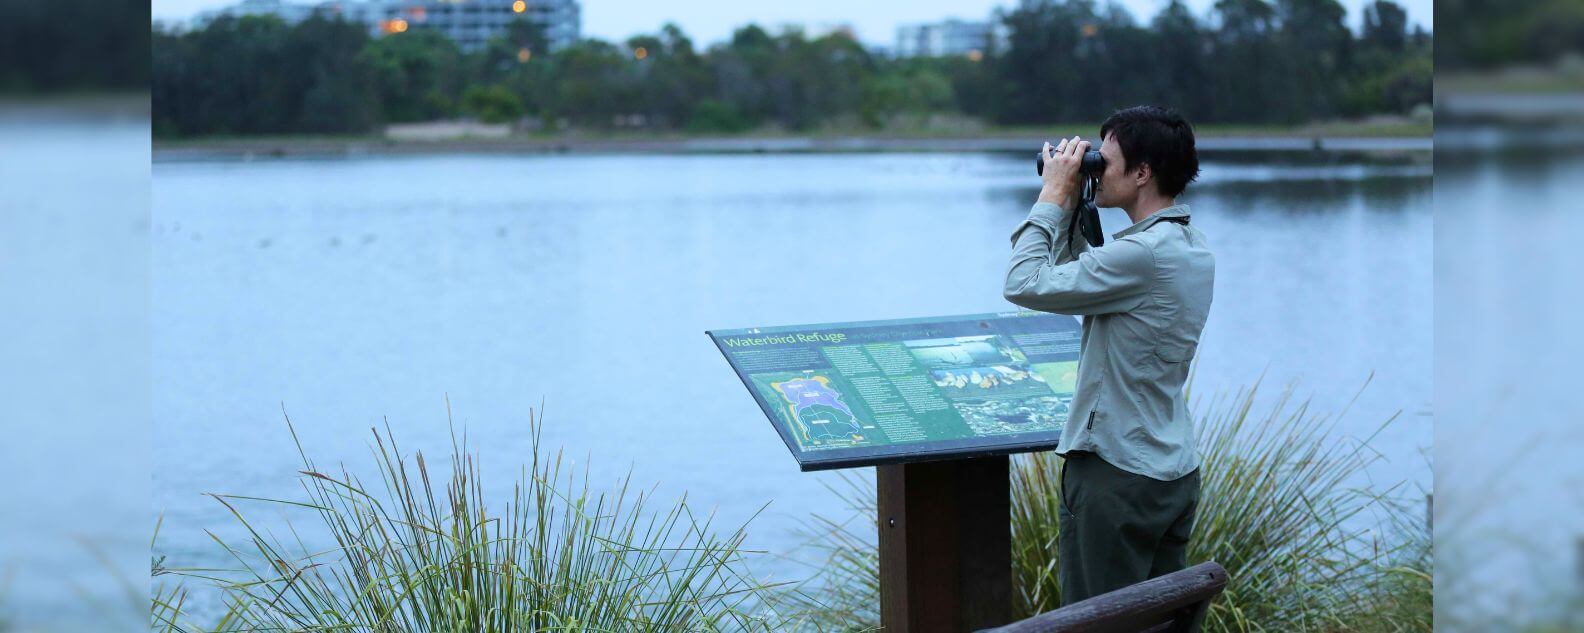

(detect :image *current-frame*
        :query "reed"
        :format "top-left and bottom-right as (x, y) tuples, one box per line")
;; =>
(149, 376), (1436, 631)
(152, 402), (804, 631)
(785, 375), (1433, 632)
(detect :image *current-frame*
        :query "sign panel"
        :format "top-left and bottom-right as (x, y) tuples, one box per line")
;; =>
(707, 311), (1083, 471)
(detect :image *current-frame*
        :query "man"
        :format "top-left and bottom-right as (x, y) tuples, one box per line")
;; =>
(1002, 105), (1214, 606)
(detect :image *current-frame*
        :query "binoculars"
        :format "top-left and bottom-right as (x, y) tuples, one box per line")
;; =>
(1035, 149), (1106, 177)
(1034, 145), (1107, 249)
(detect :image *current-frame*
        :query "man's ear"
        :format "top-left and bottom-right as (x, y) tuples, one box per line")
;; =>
(1134, 162), (1153, 188)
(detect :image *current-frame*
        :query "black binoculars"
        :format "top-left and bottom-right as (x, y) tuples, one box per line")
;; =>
(1034, 145), (1108, 249)
(1035, 148), (1106, 177)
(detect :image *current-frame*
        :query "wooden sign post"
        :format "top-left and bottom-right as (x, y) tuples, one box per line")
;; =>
(878, 455), (1012, 632)
(708, 313), (1080, 631)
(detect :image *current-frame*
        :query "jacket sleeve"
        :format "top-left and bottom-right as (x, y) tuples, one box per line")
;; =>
(1003, 202), (1154, 315)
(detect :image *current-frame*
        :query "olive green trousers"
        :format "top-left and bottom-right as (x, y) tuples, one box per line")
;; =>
(1057, 450), (1202, 606)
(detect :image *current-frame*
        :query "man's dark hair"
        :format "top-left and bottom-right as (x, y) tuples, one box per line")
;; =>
(1099, 105), (1200, 198)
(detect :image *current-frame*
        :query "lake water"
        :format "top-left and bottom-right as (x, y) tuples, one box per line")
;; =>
(0, 115), (148, 630)
(150, 149), (1432, 614)
(1433, 132), (1584, 628)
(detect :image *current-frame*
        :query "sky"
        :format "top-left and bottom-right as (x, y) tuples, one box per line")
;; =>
(151, 0), (1433, 47)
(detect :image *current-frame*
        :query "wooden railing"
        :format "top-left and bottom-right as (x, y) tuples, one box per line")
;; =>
(976, 561), (1228, 633)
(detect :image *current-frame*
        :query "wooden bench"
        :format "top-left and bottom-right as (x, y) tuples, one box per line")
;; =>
(976, 561), (1228, 633)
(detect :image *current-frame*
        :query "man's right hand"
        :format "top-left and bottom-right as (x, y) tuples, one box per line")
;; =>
(1038, 136), (1089, 210)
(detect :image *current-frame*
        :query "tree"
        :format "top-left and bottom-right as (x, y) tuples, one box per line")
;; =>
(279, 15), (379, 133)
(476, 18), (554, 119)
(706, 24), (778, 128)
(861, 65), (954, 127)
(1344, 1), (1429, 116)
(461, 84), (524, 123)
(624, 23), (713, 128)
(151, 1), (1435, 137)
(1208, 0), (1291, 123)
(1274, 0), (1352, 121)
(550, 40), (633, 127)
(1150, 1), (1211, 121)
(2, 0), (150, 93)
(995, 0), (1092, 124)
(361, 28), (460, 123)
(1361, 0), (1409, 54)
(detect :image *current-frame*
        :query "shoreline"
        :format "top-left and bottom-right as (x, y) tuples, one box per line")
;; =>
(153, 131), (1432, 162)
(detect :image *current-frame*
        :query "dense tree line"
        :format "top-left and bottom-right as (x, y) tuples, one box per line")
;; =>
(152, 0), (1431, 138)
(2, 0), (150, 93)
(1437, 0), (1584, 69)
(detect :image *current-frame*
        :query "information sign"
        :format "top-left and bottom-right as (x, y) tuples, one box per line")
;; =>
(708, 311), (1083, 471)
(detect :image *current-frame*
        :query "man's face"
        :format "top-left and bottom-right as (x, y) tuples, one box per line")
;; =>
(1094, 132), (1138, 209)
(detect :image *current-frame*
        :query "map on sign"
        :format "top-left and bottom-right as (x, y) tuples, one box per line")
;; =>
(771, 375), (865, 443)
(707, 311), (1083, 471)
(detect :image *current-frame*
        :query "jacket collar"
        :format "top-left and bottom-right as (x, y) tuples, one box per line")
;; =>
(1113, 203), (1191, 240)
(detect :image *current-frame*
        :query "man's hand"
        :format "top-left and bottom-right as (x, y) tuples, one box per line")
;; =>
(1038, 136), (1089, 210)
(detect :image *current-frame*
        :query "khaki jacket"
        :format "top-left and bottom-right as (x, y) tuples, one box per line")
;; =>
(1004, 202), (1214, 481)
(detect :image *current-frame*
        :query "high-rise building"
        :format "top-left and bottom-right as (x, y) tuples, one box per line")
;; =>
(358, 0), (581, 52)
(195, 0), (582, 53)
(895, 19), (1002, 59)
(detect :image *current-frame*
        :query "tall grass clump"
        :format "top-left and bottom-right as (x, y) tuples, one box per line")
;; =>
(152, 402), (803, 631)
(1174, 376), (1418, 631)
(1343, 494), (1432, 633)
(785, 375), (1432, 632)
